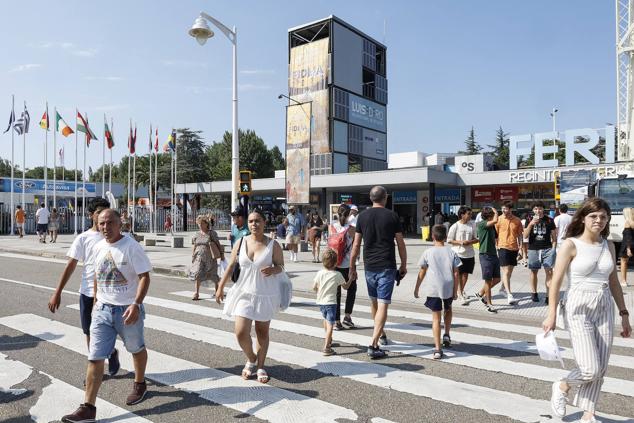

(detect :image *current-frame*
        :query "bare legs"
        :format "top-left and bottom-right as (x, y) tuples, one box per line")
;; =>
(84, 349), (146, 406)
(369, 300), (388, 347)
(235, 316), (270, 376)
(621, 258), (628, 286)
(501, 265), (514, 294)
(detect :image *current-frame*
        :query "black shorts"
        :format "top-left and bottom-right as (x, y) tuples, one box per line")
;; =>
(424, 297), (453, 312)
(79, 293), (94, 336)
(458, 257), (475, 274)
(37, 223), (48, 233)
(479, 253), (501, 280)
(498, 248), (518, 267)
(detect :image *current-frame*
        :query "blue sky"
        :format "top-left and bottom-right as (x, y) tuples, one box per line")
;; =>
(0, 1), (615, 173)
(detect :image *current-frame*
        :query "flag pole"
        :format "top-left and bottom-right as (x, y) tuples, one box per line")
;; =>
(109, 118), (113, 195)
(74, 109), (78, 235)
(127, 119), (131, 218)
(174, 135), (178, 232)
(44, 102), (48, 208)
(82, 113), (87, 232)
(149, 124), (153, 233)
(132, 141), (136, 233)
(102, 113), (106, 198)
(10, 95), (15, 235)
(53, 106), (57, 209)
(154, 129), (158, 233)
(21, 101), (26, 211)
(171, 147), (174, 234)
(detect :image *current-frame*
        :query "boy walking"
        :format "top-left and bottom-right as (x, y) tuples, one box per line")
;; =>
(475, 206), (501, 313)
(15, 205), (25, 238)
(414, 225), (461, 359)
(313, 248), (349, 356)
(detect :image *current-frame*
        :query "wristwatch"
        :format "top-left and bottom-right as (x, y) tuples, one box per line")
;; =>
(133, 302), (142, 308)
(620, 309), (630, 317)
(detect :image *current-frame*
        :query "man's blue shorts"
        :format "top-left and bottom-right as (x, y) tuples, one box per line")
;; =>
(528, 248), (556, 270)
(79, 294), (94, 336)
(319, 304), (337, 325)
(365, 268), (397, 304)
(88, 302), (146, 361)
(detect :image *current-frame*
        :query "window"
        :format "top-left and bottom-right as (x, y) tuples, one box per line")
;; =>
(333, 88), (349, 120)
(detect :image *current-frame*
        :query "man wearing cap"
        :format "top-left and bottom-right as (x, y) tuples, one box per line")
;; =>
(229, 206), (250, 247)
(286, 206), (305, 262)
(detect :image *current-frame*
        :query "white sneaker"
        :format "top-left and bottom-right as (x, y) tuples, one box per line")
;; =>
(461, 293), (469, 306)
(507, 293), (517, 305)
(571, 417), (599, 422)
(550, 381), (568, 418)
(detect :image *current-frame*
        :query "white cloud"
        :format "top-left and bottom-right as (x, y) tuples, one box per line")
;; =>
(28, 42), (96, 57)
(240, 69), (275, 75)
(184, 83), (272, 94)
(83, 76), (124, 81)
(72, 48), (98, 58)
(8, 64), (42, 73)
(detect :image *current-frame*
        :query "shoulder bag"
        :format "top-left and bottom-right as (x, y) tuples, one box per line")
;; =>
(231, 237), (244, 283)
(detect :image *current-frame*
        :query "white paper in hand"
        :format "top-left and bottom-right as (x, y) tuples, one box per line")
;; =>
(217, 259), (229, 279)
(535, 331), (565, 368)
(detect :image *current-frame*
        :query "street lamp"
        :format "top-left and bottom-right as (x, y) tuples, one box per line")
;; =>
(189, 12), (239, 211)
(550, 107), (558, 133)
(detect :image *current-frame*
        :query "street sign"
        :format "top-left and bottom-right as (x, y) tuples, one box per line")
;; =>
(239, 170), (252, 195)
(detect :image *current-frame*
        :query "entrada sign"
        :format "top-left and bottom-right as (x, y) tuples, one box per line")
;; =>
(509, 126), (615, 169)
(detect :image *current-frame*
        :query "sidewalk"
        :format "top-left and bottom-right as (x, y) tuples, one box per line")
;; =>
(1, 231), (632, 324)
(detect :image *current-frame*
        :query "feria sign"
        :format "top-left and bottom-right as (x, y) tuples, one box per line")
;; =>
(509, 126), (615, 169)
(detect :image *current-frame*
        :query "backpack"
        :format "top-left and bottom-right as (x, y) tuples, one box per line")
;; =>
(328, 224), (350, 267)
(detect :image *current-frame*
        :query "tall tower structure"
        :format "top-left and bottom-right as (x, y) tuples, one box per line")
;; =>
(617, 0), (634, 161)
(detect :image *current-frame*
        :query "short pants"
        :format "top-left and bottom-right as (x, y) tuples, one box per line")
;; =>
(88, 302), (146, 361)
(498, 248), (519, 267)
(79, 293), (95, 335)
(458, 257), (475, 274)
(365, 268), (397, 304)
(319, 304), (337, 324)
(424, 296), (453, 312)
(285, 234), (300, 244)
(36, 223), (48, 233)
(479, 253), (501, 280)
(528, 248), (556, 270)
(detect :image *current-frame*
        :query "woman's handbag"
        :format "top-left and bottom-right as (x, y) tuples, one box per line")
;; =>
(231, 238), (244, 282)
(210, 240), (222, 260)
(278, 271), (293, 311)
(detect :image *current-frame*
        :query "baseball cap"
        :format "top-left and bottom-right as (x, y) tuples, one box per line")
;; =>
(230, 206), (245, 216)
(350, 205), (358, 211)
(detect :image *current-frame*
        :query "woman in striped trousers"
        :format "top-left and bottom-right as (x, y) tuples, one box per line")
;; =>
(543, 198), (631, 422)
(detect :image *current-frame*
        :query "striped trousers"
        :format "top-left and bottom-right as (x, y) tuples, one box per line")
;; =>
(562, 284), (614, 413)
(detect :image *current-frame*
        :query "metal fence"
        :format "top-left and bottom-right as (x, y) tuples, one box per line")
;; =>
(0, 204), (231, 235)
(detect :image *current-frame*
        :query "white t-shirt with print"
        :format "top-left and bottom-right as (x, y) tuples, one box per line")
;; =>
(314, 269), (345, 305)
(67, 229), (104, 297)
(447, 221), (477, 258)
(554, 213), (572, 246)
(93, 235), (152, 305)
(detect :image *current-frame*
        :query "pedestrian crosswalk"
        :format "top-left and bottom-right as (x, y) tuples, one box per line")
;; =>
(1, 275), (633, 422)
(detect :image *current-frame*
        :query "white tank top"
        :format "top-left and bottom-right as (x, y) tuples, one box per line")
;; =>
(567, 238), (613, 287)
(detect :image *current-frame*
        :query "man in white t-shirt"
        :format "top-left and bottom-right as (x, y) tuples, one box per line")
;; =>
(62, 209), (152, 423)
(35, 203), (50, 243)
(347, 205), (359, 227)
(48, 198), (120, 375)
(554, 203), (572, 248)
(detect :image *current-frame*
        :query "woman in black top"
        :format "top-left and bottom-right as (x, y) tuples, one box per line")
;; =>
(619, 207), (634, 287)
(307, 213), (324, 262)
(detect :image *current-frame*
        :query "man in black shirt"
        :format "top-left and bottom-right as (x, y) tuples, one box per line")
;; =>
(350, 186), (407, 359)
(523, 201), (557, 303)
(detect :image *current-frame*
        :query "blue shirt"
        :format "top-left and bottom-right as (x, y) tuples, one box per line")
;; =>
(286, 213), (304, 236)
(230, 224), (250, 247)
(276, 223), (287, 238)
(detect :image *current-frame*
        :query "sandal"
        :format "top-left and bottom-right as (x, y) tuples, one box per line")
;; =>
(242, 361), (256, 380)
(322, 347), (335, 356)
(192, 294), (200, 301)
(256, 368), (269, 384)
(433, 349), (443, 360)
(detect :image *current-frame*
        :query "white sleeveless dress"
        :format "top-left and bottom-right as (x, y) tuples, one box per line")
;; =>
(223, 238), (283, 322)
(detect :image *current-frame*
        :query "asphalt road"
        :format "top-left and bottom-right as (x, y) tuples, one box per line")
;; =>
(1, 253), (633, 423)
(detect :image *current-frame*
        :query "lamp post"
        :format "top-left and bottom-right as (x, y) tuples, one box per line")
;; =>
(189, 12), (239, 211)
(550, 107), (558, 133)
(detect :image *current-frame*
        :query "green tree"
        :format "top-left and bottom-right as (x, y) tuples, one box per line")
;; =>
(0, 158), (20, 178)
(175, 128), (209, 183)
(487, 126), (510, 170)
(205, 129), (281, 180)
(460, 127), (482, 155)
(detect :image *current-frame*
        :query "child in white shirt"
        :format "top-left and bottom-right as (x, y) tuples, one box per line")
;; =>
(313, 248), (349, 356)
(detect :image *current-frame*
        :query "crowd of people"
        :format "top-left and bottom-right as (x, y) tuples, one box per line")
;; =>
(39, 186), (633, 423)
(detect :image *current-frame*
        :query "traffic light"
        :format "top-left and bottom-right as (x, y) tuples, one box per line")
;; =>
(239, 170), (252, 195)
(554, 170), (560, 202)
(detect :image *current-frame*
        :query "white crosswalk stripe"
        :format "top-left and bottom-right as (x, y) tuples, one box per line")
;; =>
(1, 352), (152, 422)
(1, 276), (633, 422)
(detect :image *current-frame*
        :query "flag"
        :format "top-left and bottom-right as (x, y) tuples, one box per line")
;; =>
(76, 111), (97, 142)
(4, 102), (15, 133)
(149, 124), (153, 152)
(39, 106), (49, 130)
(89, 166), (93, 178)
(154, 127), (159, 152)
(56, 112), (74, 137)
(13, 103), (30, 135)
(163, 129), (176, 152)
(128, 124), (137, 154)
(105, 121), (114, 149)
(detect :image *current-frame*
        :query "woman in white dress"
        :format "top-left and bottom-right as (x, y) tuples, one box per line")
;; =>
(216, 209), (285, 384)
(543, 198), (631, 422)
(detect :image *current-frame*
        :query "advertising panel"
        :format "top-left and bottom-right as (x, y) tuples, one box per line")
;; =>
(289, 38), (330, 155)
(496, 187), (518, 202)
(0, 178), (96, 196)
(348, 93), (387, 133)
(454, 154), (484, 174)
(472, 187), (494, 202)
(559, 169), (596, 210)
(285, 103), (311, 204)
(360, 127), (387, 160)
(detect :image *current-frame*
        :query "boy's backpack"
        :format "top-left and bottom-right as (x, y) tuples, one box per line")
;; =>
(328, 224), (349, 267)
